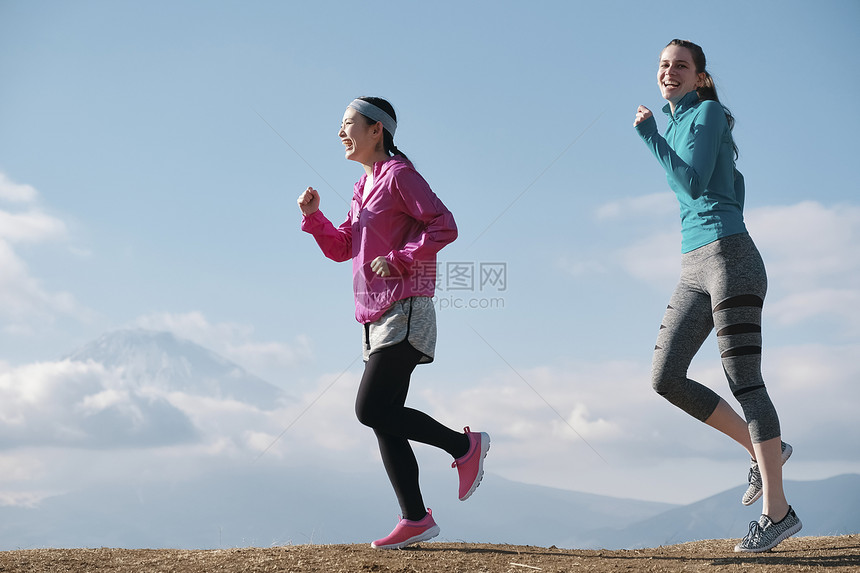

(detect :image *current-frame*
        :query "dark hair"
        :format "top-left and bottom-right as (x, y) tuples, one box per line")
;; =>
(355, 96), (409, 161)
(665, 39), (738, 158)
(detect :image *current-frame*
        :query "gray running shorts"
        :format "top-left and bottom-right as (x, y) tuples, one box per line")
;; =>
(362, 296), (436, 363)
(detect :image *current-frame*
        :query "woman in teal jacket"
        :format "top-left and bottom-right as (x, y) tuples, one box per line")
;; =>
(634, 39), (801, 553)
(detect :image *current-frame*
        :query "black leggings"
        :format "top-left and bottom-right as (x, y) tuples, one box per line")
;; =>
(355, 340), (469, 521)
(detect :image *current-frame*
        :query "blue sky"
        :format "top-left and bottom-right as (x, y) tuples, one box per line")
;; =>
(0, 0), (858, 519)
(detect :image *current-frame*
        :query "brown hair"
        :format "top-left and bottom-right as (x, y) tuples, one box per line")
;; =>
(665, 39), (738, 158)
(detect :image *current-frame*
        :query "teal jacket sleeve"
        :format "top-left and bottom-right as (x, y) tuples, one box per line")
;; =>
(635, 101), (727, 200)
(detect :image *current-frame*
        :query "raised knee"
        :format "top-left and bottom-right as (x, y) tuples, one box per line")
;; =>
(354, 400), (376, 428)
(651, 359), (682, 397)
(651, 373), (679, 397)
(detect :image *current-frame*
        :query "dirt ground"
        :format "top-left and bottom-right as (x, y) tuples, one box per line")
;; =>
(0, 535), (857, 572)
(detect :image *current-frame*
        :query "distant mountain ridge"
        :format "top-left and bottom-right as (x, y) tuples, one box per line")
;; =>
(0, 466), (856, 550)
(578, 473), (860, 549)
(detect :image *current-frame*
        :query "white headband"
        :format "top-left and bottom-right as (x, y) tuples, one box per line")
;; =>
(348, 99), (397, 136)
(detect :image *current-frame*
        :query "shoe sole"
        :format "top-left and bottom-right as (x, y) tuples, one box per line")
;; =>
(742, 443), (793, 506)
(459, 433), (490, 501)
(371, 525), (440, 550)
(734, 518), (802, 553)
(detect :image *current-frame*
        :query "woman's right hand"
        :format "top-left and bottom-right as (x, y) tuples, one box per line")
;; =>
(298, 187), (320, 215)
(634, 105), (652, 126)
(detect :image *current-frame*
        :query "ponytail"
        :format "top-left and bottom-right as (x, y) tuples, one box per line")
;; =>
(698, 71), (735, 131)
(384, 130), (409, 162)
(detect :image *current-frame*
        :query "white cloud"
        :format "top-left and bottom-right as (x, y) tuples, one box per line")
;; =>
(0, 490), (56, 508)
(748, 201), (860, 285)
(248, 365), (370, 463)
(615, 230), (679, 290)
(0, 210), (66, 243)
(557, 193), (678, 282)
(229, 339), (313, 373)
(750, 202), (860, 330)
(0, 172), (38, 203)
(133, 311), (313, 381)
(421, 360), (661, 460)
(766, 342), (860, 410)
(0, 173), (89, 332)
(0, 239), (88, 330)
(595, 192), (675, 221)
(77, 388), (130, 415)
(0, 454), (45, 483)
(0, 172), (67, 244)
(0, 359), (197, 449)
(766, 288), (860, 333)
(556, 257), (607, 278)
(559, 403), (623, 441)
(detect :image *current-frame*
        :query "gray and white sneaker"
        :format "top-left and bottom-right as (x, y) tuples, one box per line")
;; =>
(742, 441), (793, 506)
(734, 506), (802, 553)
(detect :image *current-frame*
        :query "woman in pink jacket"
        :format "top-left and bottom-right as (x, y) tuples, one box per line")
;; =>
(298, 97), (490, 549)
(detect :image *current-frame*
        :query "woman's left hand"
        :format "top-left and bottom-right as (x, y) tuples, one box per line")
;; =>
(370, 256), (391, 277)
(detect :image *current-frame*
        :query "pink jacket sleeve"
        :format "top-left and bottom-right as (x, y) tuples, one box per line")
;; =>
(386, 168), (458, 276)
(300, 208), (354, 263)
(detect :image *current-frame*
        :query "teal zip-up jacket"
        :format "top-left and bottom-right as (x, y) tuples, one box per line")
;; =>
(635, 90), (746, 253)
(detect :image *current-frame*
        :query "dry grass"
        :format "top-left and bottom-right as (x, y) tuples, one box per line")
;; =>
(0, 535), (857, 572)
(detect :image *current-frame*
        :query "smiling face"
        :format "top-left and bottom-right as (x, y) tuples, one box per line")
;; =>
(658, 44), (706, 108)
(339, 107), (382, 165)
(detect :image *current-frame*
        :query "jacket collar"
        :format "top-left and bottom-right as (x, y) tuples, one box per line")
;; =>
(354, 155), (409, 200)
(662, 90), (700, 120)
(373, 154), (412, 177)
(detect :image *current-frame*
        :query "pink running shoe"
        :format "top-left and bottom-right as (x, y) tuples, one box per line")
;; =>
(371, 509), (440, 550)
(451, 426), (490, 501)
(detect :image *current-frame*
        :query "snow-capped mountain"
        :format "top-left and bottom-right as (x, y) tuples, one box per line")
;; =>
(67, 328), (288, 410)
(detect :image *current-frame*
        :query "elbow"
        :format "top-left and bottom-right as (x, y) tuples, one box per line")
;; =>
(326, 252), (352, 263)
(447, 215), (458, 242)
(684, 177), (705, 200)
(317, 242), (352, 263)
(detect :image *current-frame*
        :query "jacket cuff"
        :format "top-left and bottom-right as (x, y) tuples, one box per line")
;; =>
(300, 210), (325, 232)
(634, 115), (658, 138)
(385, 252), (410, 276)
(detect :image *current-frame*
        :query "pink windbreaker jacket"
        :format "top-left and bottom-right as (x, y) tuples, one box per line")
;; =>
(301, 156), (457, 324)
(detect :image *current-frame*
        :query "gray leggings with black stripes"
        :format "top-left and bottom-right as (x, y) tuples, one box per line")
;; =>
(651, 232), (781, 443)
